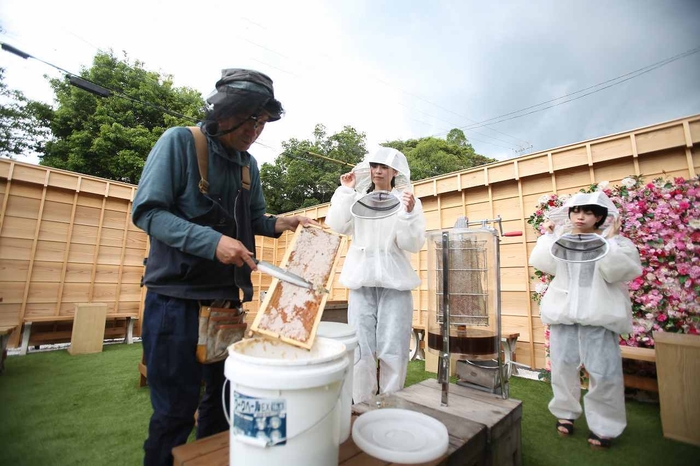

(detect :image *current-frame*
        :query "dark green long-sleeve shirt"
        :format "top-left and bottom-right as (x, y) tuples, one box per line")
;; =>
(132, 127), (279, 260)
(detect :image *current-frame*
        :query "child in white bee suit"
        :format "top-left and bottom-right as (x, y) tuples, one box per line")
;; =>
(529, 191), (642, 449)
(325, 147), (426, 404)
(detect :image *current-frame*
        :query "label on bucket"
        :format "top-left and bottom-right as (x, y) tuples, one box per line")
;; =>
(233, 391), (287, 446)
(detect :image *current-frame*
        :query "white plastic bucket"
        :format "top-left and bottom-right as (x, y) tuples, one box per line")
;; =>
(225, 337), (348, 466)
(317, 322), (358, 443)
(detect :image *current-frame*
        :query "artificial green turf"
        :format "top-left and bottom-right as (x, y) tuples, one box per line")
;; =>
(0, 344), (151, 466)
(1, 346), (697, 465)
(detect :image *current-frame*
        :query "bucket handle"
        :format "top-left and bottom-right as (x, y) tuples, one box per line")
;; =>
(223, 367), (348, 448)
(222, 378), (232, 427)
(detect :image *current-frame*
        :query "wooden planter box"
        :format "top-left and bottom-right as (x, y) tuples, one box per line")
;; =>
(653, 331), (700, 446)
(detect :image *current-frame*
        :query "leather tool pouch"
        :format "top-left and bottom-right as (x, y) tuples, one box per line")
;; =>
(196, 305), (247, 364)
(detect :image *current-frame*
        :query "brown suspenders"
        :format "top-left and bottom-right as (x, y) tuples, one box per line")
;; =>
(187, 127), (251, 194)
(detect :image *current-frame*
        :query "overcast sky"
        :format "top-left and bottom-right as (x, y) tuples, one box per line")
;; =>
(1, 0), (699, 168)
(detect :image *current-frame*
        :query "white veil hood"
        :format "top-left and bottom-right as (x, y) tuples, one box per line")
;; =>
(547, 191), (619, 235)
(352, 147), (412, 194)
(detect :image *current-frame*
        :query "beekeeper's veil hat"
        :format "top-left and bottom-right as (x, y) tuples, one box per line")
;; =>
(547, 191), (619, 235)
(352, 147), (411, 194)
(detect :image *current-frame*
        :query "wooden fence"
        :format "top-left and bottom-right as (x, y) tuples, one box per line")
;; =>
(1, 113), (698, 367)
(247, 114), (700, 370)
(0, 162), (147, 348)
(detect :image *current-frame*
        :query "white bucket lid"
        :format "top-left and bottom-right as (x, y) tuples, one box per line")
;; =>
(317, 322), (358, 351)
(352, 409), (449, 464)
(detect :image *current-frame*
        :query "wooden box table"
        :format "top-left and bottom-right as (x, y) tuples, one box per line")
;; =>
(172, 380), (522, 466)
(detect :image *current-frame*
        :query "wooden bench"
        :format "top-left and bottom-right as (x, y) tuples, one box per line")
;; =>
(620, 345), (658, 392)
(0, 325), (18, 374)
(321, 300), (349, 324)
(19, 313), (139, 356)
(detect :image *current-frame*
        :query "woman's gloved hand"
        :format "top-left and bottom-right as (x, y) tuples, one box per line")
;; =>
(340, 171), (356, 189)
(401, 191), (416, 213)
(542, 219), (555, 234)
(605, 216), (622, 238)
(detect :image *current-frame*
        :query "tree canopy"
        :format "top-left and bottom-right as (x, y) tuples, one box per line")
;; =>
(260, 124), (366, 214)
(0, 67), (52, 159)
(382, 128), (494, 181)
(40, 51), (205, 184)
(262, 126), (494, 214)
(5, 48), (495, 201)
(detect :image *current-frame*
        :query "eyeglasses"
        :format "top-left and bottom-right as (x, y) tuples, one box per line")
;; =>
(246, 113), (271, 130)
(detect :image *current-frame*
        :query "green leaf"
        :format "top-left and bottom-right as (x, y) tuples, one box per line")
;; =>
(36, 51), (205, 184)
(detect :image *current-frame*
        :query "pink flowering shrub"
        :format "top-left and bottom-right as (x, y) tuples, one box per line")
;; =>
(528, 175), (700, 370)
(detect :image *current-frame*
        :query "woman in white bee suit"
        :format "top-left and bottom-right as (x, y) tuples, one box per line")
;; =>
(325, 147), (426, 404)
(529, 191), (642, 449)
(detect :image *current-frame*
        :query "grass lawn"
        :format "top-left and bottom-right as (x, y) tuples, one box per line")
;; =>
(1, 343), (697, 465)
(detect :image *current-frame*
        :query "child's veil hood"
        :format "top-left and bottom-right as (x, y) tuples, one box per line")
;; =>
(547, 191), (619, 236)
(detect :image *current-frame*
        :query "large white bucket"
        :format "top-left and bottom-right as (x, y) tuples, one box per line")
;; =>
(225, 337), (348, 466)
(317, 322), (358, 443)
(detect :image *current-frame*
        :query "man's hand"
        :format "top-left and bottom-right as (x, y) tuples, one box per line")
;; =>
(215, 235), (257, 269)
(275, 215), (321, 233)
(340, 171), (356, 189)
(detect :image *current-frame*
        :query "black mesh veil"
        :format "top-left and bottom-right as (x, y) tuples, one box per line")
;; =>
(201, 69), (284, 137)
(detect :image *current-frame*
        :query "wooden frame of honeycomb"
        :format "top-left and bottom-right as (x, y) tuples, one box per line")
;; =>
(250, 225), (346, 349)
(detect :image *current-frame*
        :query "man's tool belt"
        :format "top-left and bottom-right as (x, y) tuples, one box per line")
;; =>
(197, 302), (247, 364)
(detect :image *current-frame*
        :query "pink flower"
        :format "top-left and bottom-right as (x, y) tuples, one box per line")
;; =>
(690, 266), (700, 279)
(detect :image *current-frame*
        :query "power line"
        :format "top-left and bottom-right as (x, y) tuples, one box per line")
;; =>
(0, 42), (200, 123)
(305, 151), (355, 167)
(5, 23), (526, 151)
(229, 17), (532, 148)
(0, 41), (333, 160)
(394, 101), (522, 150)
(439, 45), (700, 136)
(372, 74), (533, 146)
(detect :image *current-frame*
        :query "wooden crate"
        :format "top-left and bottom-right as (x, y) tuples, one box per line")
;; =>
(68, 303), (108, 355)
(653, 331), (700, 446)
(394, 380), (522, 465)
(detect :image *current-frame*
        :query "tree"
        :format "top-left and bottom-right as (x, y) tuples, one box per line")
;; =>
(382, 129), (494, 181)
(0, 67), (52, 158)
(40, 51), (205, 184)
(260, 124), (366, 214)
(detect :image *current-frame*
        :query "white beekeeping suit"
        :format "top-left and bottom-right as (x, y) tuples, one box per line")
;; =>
(529, 191), (642, 441)
(326, 147), (426, 403)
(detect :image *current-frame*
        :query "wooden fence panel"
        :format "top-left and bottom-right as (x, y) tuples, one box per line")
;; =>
(248, 114), (699, 369)
(1, 114), (698, 358)
(0, 161), (145, 347)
